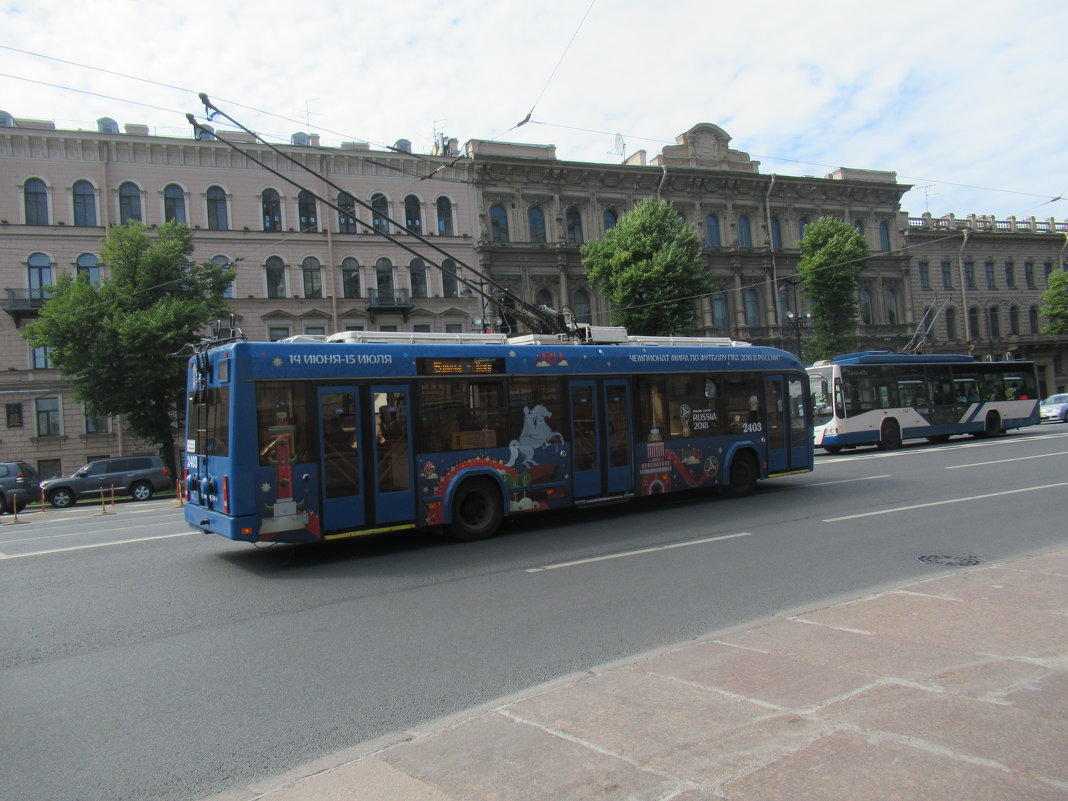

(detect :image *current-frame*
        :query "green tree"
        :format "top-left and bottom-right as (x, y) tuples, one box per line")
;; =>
(1040, 269), (1068, 335)
(581, 198), (711, 335)
(25, 221), (234, 472)
(797, 217), (869, 362)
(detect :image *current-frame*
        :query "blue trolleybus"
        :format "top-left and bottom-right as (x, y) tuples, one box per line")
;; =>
(808, 351), (1040, 453)
(183, 329), (814, 544)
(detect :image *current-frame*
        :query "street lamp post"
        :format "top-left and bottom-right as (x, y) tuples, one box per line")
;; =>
(785, 311), (811, 359)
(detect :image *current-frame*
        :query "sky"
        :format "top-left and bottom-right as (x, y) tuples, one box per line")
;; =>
(3, 0), (1067, 221)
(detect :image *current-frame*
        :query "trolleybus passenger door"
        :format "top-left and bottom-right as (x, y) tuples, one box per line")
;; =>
(604, 380), (634, 494)
(318, 387), (365, 532)
(569, 379), (634, 498)
(763, 375), (809, 474)
(371, 386), (415, 524)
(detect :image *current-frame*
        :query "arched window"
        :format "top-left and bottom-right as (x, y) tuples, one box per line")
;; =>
(265, 256), (286, 298)
(854, 220), (865, 238)
(885, 287), (899, 325)
(743, 289), (760, 328)
(119, 182), (141, 224)
(945, 306), (958, 340)
(24, 178), (47, 225)
(206, 186), (228, 230)
(409, 258), (428, 298)
(603, 209), (618, 231)
(73, 180), (96, 227)
(859, 289), (873, 325)
(489, 205), (509, 242)
(375, 258), (394, 302)
(338, 192), (357, 233)
(297, 190), (317, 232)
(164, 184), (186, 224)
(712, 292), (729, 330)
(572, 289), (591, 324)
(535, 288), (554, 308)
(528, 206), (547, 243)
(770, 218), (782, 249)
(798, 218), (809, 242)
(706, 215), (721, 247)
(436, 196), (454, 236)
(341, 257), (361, 298)
(968, 306), (981, 340)
(565, 208), (583, 245)
(212, 254), (234, 298)
(1029, 305), (1040, 334)
(302, 256), (322, 298)
(738, 215), (752, 247)
(879, 222), (891, 252)
(440, 258), (458, 298)
(988, 306), (1001, 338)
(262, 188), (281, 231)
(371, 193), (389, 234)
(76, 253), (100, 286)
(28, 252), (52, 302)
(1009, 305), (1020, 335)
(404, 195), (422, 234)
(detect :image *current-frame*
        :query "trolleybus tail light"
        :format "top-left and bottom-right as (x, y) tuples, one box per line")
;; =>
(222, 475), (230, 514)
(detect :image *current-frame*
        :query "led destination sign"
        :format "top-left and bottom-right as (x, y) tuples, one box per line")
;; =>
(418, 357), (505, 376)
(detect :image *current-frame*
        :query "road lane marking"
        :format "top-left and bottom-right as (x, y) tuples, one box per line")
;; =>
(945, 450), (1068, 469)
(823, 483), (1068, 522)
(526, 532), (752, 573)
(819, 432), (1068, 463)
(0, 530), (196, 560)
(810, 475), (892, 486)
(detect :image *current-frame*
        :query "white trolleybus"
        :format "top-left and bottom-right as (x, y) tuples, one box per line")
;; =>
(808, 351), (1039, 453)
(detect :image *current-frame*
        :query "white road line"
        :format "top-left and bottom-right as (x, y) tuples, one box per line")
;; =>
(810, 474), (892, 486)
(0, 530), (196, 560)
(526, 532), (752, 573)
(823, 483), (1068, 522)
(944, 450), (1068, 469)
(819, 432), (1068, 463)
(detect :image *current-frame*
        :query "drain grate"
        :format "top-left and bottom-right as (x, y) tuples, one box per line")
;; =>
(917, 554), (982, 567)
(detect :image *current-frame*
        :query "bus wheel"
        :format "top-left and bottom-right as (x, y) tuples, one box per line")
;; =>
(724, 451), (758, 498)
(448, 478), (503, 541)
(877, 420), (901, 450)
(822, 446), (843, 454)
(979, 412), (1002, 438)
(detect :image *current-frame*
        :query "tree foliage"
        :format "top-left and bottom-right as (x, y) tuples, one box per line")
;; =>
(25, 222), (234, 469)
(797, 217), (869, 362)
(580, 198), (711, 335)
(1040, 269), (1068, 336)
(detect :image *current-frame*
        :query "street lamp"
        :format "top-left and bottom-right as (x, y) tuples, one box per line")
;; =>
(785, 311), (811, 359)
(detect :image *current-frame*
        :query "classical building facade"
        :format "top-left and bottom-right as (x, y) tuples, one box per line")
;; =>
(2, 113), (1066, 476)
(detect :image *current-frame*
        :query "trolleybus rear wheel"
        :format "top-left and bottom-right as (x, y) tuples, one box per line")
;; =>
(448, 478), (503, 541)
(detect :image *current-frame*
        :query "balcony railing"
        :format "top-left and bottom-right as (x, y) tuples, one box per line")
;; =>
(907, 213), (1068, 234)
(4, 288), (49, 323)
(366, 288), (413, 321)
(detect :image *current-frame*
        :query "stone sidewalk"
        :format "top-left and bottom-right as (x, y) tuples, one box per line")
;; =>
(207, 548), (1068, 801)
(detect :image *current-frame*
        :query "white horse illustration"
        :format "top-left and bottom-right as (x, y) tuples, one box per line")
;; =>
(505, 404), (564, 468)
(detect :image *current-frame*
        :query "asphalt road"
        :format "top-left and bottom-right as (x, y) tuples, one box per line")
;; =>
(3, 425), (1067, 801)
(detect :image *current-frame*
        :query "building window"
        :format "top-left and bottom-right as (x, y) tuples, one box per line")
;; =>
(265, 256), (286, 298)
(968, 306), (981, 340)
(853, 220), (865, 238)
(338, 192), (357, 233)
(440, 258), (459, 298)
(24, 177), (48, 225)
(885, 288), (899, 325)
(1009, 305), (1020, 335)
(879, 222), (891, 252)
(76, 253), (101, 285)
(572, 289), (591, 324)
(1004, 262), (1015, 288)
(798, 219), (808, 242)
(965, 262), (976, 289)
(267, 326), (290, 342)
(918, 262), (930, 289)
(1029, 305), (1040, 334)
(371, 193), (389, 234)
(32, 346), (53, 369)
(535, 288), (554, 308)
(706, 215), (721, 247)
(770, 218), (782, 249)
(163, 184), (186, 223)
(262, 188), (282, 231)
(28, 252), (52, 301)
(941, 261), (952, 289)
(712, 292), (729, 329)
(376, 258), (394, 295)
(212, 254), (234, 298)
(945, 307), (958, 340)
(409, 258), (428, 298)
(988, 306), (1001, 338)
(1045, 263), (1054, 283)
(6, 403), (23, 428)
(859, 289), (873, 325)
(603, 209), (618, 231)
(738, 215), (752, 247)
(206, 186), (228, 230)
(490, 205), (509, 242)
(528, 206), (546, 243)
(36, 397), (61, 436)
(743, 289), (760, 328)
(404, 195), (422, 234)
(73, 180), (97, 227)
(436, 196), (454, 236)
(1025, 262), (1036, 289)
(119, 182), (142, 224)
(85, 408), (110, 434)
(297, 190), (317, 232)
(565, 208), (583, 245)
(302, 256), (322, 298)
(985, 262), (996, 289)
(341, 257), (361, 298)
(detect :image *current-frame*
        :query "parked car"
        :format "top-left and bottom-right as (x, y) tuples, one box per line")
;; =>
(1040, 393), (1068, 423)
(40, 456), (171, 508)
(0, 460), (41, 513)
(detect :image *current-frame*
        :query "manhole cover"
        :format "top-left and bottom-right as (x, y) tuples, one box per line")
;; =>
(917, 554), (982, 567)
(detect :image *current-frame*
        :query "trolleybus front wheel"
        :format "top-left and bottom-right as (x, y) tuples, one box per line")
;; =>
(876, 420), (902, 450)
(448, 478), (503, 541)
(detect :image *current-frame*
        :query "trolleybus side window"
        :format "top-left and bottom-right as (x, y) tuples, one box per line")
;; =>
(417, 379), (507, 451)
(723, 373), (763, 433)
(663, 374), (726, 439)
(508, 376), (566, 447)
(637, 377), (667, 440)
(375, 391), (409, 493)
(256, 382), (312, 466)
(190, 386), (230, 456)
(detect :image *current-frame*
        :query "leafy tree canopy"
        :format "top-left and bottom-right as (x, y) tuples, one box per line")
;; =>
(1041, 269), (1068, 336)
(797, 216), (869, 362)
(25, 221), (234, 469)
(580, 198), (711, 335)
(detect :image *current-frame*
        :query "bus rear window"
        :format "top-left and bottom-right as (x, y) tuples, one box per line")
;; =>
(188, 386), (230, 456)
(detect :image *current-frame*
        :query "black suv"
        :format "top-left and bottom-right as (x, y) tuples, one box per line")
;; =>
(0, 461), (40, 513)
(40, 456), (171, 508)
